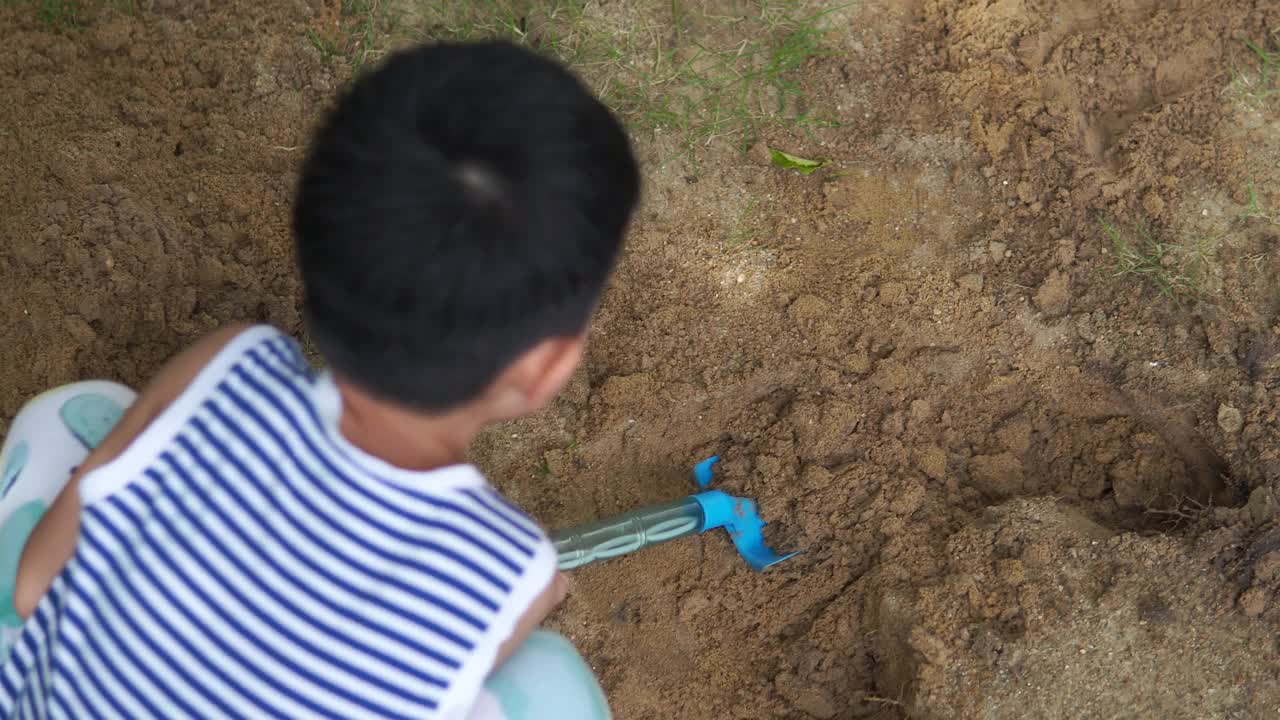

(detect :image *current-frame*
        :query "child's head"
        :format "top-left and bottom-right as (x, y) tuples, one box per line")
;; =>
(294, 41), (639, 418)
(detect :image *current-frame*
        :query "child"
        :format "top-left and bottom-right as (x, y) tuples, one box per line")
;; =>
(0, 40), (638, 719)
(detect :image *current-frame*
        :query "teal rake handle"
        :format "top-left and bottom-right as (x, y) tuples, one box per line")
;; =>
(552, 498), (703, 571)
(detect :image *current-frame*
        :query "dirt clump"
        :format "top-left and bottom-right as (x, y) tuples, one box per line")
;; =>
(0, 1), (332, 419)
(873, 499), (1280, 718)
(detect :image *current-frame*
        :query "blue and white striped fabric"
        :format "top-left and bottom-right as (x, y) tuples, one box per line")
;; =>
(0, 326), (556, 719)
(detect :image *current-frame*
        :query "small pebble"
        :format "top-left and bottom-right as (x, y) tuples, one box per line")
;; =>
(1217, 404), (1244, 434)
(958, 273), (984, 293)
(989, 241), (1007, 263)
(1239, 587), (1267, 617)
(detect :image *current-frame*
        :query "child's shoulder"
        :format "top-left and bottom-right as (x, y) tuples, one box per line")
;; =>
(76, 323), (307, 505)
(212, 323), (303, 361)
(193, 323), (311, 389)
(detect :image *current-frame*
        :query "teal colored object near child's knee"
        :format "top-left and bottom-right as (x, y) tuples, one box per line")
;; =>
(474, 631), (611, 720)
(0, 501), (46, 628)
(0, 381), (135, 659)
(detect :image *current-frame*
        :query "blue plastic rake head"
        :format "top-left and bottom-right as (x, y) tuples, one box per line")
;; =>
(551, 457), (799, 572)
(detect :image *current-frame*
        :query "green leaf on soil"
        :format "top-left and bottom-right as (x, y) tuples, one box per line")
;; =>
(768, 148), (827, 174)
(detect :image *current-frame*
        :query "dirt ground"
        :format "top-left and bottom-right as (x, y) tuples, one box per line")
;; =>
(2, 0), (1279, 718)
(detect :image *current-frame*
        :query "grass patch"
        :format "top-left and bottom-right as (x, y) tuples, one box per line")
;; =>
(340, 0), (400, 68)
(306, 27), (342, 58)
(36, 0), (83, 27)
(4, 0), (137, 28)
(1240, 181), (1279, 225)
(409, 0), (842, 160)
(1231, 36), (1280, 103)
(1102, 219), (1216, 302)
(724, 197), (768, 250)
(534, 456), (552, 478)
(307, 0), (402, 69)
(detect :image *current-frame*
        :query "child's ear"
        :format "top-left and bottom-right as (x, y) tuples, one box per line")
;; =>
(490, 335), (585, 420)
(523, 335), (586, 411)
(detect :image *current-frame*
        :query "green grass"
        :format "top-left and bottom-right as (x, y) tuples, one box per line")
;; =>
(1232, 37), (1280, 102)
(306, 0), (402, 69)
(3, 0), (137, 28)
(1102, 219), (1216, 302)
(411, 0), (842, 161)
(36, 0), (82, 27)
(339, 0), (400, 68)
(724, 197), (767, 250)
(306, 27), (342, 58)
(1240, 181), (1279, 225)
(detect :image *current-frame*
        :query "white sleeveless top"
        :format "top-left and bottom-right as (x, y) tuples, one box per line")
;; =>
(0, 326), (555, 719)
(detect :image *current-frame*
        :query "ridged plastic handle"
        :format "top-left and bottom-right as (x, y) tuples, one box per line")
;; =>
(551, 497), (704, 571)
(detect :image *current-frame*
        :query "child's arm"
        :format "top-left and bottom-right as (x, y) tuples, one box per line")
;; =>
(493, 572), (568, 669)
(13, 323), (254, 619)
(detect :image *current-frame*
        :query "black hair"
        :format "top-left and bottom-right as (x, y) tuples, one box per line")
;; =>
(294, 41), (640, 411)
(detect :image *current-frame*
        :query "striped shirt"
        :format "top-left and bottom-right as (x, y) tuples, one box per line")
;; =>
(0, 326), (556, 719)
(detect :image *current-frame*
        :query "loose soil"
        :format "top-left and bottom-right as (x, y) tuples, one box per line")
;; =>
(2, 1), (1279, 718)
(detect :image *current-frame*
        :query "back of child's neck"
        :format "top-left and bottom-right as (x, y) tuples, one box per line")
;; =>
(335, 380), (480, 472)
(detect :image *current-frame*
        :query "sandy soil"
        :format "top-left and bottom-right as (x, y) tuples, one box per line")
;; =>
(1, 0), (1278, 718)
